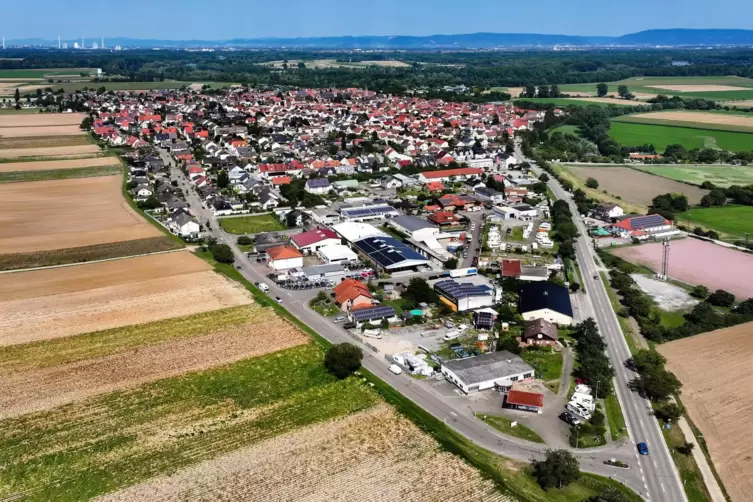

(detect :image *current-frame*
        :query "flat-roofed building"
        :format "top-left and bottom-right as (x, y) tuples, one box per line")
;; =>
(441, 351), (534, 393)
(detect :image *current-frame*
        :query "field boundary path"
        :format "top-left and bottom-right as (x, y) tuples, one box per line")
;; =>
(0, 247), (188, 275)
(677, 417), (726, 502)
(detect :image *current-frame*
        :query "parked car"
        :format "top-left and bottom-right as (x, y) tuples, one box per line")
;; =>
(389, 364), (403, 375)
(559, 412), (581, 426)
(333, 316), (346, 323)
(275, 297), (283, 303)
(637, 442), (649, 455)
(342, 322), (357, 330)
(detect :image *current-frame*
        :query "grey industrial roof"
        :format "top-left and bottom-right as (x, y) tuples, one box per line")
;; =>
(520, 265), (548, 278)
(298, 264), (344, 276)
(391, 215), (435, 232)
(442, 351), (534, 385)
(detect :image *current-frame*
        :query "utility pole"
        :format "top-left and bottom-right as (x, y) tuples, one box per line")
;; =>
(661, 237), (671, 281)
(746, 232), (750, 248)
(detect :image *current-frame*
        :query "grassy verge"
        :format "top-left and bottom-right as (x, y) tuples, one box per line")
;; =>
(599, 272), (641, 354)
(480, 415), (546, 444)
(0, 236), (182, 271)
(0, 164), (122, 183)
(217, 214), (286, 234)
(604, 394), (627, 441)
(662, 423), (714, 502)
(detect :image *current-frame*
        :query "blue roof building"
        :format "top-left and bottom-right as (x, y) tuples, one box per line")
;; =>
(351, 236), (429, 271)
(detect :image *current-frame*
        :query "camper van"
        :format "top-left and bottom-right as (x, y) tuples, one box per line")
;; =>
(566, 403), (592, 421)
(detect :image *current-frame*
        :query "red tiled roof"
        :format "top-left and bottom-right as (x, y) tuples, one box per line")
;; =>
(506, 390), (544, 408)
(272, 176), (292, 185)
(290, 228), (339, 248)
(333, 278), (373, 305)
(421, 168), (484, 180)
(266, 246), (303, 260)
(501, 259), (521, 278)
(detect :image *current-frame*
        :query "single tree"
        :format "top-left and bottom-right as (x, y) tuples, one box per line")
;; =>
(689, 285), (710, 299)
(707, 289), (735, 307)
(596, 83), (608, 97)
(237, 235), (253, 246)
(14, 87), (20, 104)
(216, 170), (229, 188)
(538, 173), (550, 182)
(677, 442), (696, 455)
(550, 84), (561, 97)
(586, 487), (632, 502)
(531, 449), (580, 489)
(324, 343), (363, 379)
(209, 243), (234, 264)
(524, 84), (536, 98)
(538, 85), (550, 99)
(654, 402), (685, 423)
(585, 177), (599, 189)
(617, 85), (632, 99)
(402, 277), (439, 306)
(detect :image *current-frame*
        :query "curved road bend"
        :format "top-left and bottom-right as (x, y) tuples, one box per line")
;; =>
(164, 148), (662, 499)
(519, 145), (687, 502)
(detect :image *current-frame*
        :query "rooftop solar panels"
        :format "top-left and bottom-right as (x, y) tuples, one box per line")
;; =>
(629, 214), (667, 230)
(474, 311), (495, 329)
(435, 280), (493, 301)
(341, 204), (399, 220)
(353, 236), (429, 270)
(351, 305), (396, 322)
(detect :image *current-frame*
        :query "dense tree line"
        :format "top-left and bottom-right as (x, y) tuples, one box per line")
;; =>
(570, 318), (615, 397)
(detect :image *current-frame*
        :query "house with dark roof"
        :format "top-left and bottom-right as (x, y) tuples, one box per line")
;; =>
(519, 282), (573, 326)
(520, 318), (558, 347)
(304, 177), (331, 195)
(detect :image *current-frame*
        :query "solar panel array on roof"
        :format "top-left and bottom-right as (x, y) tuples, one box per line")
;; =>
(474, 311), (495, 328)
(435, 280), (493, 301)
(629, 214), (666, 230)
(351, 305), (396, 322)
(353, 236), (428, 269)
(341, 205), (399, 219)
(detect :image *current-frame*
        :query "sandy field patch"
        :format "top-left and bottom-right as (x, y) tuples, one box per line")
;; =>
(629, 111), (753, 129)
(658, 322), (753, 502)
(96, 405), (511, 502)
(0, 112), (86, 127)
(0, 312), (305, 418)
(0, 175), (160, 254)
(647, 85), (751, 92)
(507, 87), (524, 97)
(0, 125), (84, 137)
(575, 97), (640, 106)
(611, 238), (753, 299)
(630, 274), (698, 311)
(724, 100), (753, 108)
(0, 144), (100, 157)
(0, 156), (120, 173)
(0, 252), (253, 345)
(567, 166), (708, 206)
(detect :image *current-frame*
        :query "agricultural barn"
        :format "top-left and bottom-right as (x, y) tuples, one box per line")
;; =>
(317, 244), (358, 264)
(519, 282), (573, 326)
(387, 215), (440, 241)
(434, 279), (499, 312)
(351, 236), (429, 272)
(348, 305), (397, 325)
(265, 246), (304, 271)
(418, 167), (484, 184)
(609, 214), (679, 240)
(441, 351), (534, 394)
(504, 388), (544, 413)
(290, 228), (341, 254)
(340, 204), (400, 222)
(521, 318), (558, 346)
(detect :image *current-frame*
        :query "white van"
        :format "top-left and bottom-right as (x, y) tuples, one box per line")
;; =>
(567, 403), (592, 421)
(258, 283), (270, 293)
(389, 364), (403, 375)
(443, 331), (460, 341)
(571, 392), (595, 410)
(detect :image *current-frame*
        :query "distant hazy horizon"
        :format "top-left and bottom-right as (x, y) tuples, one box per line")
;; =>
(1, 0), (752, 40)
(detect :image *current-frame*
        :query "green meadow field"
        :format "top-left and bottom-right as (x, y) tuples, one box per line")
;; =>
(559, 76), (753, 101)
(680, 205), (753, 238)
(633, 164), (753, 188)
(608, 121), (753, 152)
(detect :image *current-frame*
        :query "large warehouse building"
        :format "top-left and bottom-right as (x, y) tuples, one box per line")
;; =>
(441, 351), (535, 393)
(434, 279), (500, 312)
(351, 236), (429, 272)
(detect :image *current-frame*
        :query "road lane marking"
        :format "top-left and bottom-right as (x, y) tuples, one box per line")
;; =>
(660, 482), (666, 492)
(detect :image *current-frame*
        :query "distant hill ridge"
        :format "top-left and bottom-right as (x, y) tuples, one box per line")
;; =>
(9, 29), (753, 49)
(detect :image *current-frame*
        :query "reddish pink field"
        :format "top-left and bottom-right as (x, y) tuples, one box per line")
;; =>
(611, 238), (753, 299)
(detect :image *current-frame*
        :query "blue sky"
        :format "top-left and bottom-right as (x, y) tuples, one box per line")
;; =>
(1, 0), (751, 40)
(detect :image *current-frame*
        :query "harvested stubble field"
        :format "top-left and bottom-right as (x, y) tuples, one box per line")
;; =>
(633, 164), (753, 188)
(0, 164), (122, 184)
(620, 110), (753, 132)
(0, 252), (253, 345)
(0, 305), (307, 418)
(0, 134), (92, 149)
(658, 322), (753, 502)
(646, 84), (751, 92)
(96, 404), (512, 502)
(0, 125), (85, 137)
(0, 112), (86, 127)
(566, 165), (708, 206)
(610, 238), (753, 299)
(0, 344), (380, 502)
(0, 175), (160, 254)
(0, 155), (120, 173)
(0, 144), (101, 157)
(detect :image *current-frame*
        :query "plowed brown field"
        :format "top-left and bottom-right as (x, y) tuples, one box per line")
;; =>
(0, 125), (84, 137)
(0, 156), (120, 173)
(0, 112), (86, 127)
(0, 307), (304, 418)
(0, 144), (100, 157)
(658, 321), (753, 502)
(629, 110), (753, 129)
(0, 252), (253, 345)
(95, 405), (512, 502)
(0, 175), (160, 253)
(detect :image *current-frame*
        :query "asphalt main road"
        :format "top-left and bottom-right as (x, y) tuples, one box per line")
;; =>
(520, 146), (687, 502)
(163, 149), (656, 498)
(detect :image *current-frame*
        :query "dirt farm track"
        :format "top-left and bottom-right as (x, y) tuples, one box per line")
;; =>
(0, 252), (253, 345)
(0, 174), (161, 254)
(658, 322), (753, 502)
(611, 238), (753, 299)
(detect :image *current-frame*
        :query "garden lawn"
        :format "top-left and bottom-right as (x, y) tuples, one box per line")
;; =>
(481, 415), (545, 444)
(605, 394), (627, 441)
(218, 213), (285, 234)
(520, 348), (563, 382)
(680, 205), (753, 239)
(608, 121), (753, 152)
